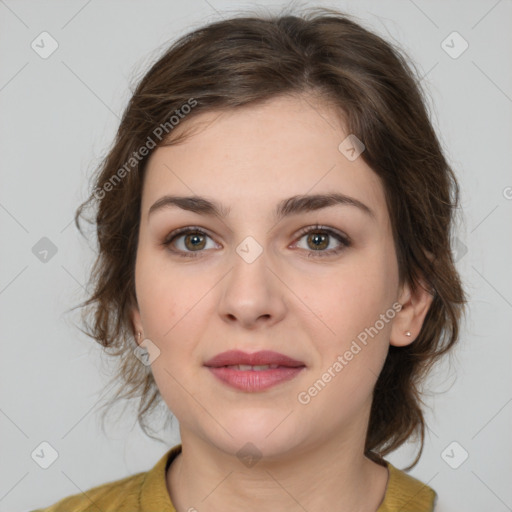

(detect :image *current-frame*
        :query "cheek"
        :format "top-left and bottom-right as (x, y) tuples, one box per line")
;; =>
(293, 245), (398, 391)
(134, 250), (215, 396)
(345, 237), (399, 311)
(135, 249), (204, 338)
(302, 251), (397, 337)
(134, 255), (201, 414)
(297, 268), (395, 419)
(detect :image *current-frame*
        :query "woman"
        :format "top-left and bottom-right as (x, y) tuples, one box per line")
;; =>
(32, 7), (466, 512)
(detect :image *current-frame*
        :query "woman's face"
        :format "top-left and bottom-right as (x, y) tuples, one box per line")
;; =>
(132, 94), (411, 458)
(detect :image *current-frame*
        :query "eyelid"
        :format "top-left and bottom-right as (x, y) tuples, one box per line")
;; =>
(291, 224), (351, 258)
(162, 224), (351, 258)
(293, 224), (351, 244)
(162, 225), (215, 245)
(162, 226), (220, 259)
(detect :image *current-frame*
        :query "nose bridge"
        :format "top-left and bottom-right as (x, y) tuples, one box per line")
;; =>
(229, 233), (272, 291)
(235, 233), (266, 266)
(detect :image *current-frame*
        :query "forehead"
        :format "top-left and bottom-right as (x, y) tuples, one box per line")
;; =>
(142, 95), (388, 226)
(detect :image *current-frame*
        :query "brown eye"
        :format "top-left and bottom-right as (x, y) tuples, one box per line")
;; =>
(306, 232), (329, 251)
(294, 225), (351, 258)
(163, 227), (218, 258)
(183, 232), (207, 251)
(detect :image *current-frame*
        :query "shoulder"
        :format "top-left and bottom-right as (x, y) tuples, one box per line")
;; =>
(378, 461), (437, 512)
(29, 445), (180, 512)
(29, 471), (147, 512)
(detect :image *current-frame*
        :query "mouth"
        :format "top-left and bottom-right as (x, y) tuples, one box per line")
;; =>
(204, 350), (306, 392)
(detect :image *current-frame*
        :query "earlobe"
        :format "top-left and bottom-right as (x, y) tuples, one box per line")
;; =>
(390, 279), (434, 347)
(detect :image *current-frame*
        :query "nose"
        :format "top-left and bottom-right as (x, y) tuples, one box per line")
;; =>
(217, 241), (287, 330)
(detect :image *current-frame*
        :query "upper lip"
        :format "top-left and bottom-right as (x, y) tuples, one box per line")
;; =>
(204, 350), (306, 368)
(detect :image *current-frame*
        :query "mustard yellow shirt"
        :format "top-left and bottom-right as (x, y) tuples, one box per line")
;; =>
(31, 444), (436, 511)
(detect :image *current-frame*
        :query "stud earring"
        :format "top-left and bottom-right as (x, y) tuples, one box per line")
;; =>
(405, 331), (412, 337)
(136, 331), (142, 341)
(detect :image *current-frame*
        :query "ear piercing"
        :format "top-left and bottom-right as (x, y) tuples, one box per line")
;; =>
(405, 331), (412, 337)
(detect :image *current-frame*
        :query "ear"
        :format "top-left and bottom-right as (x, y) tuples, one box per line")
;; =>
(130, 303), (144, 347)
(390, 277), (434, 347)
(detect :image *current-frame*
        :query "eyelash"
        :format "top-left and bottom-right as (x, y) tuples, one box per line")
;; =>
(296, 224), (351, 258)
(162, 224), (351, 259)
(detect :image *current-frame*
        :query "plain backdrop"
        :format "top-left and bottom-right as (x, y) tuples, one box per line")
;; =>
(1, 1), (511, 511)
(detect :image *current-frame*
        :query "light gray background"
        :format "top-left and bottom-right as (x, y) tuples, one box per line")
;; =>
(1, 1), (511, 511)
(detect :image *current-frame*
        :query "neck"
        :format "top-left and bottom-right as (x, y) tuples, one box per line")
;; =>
(166, 429), (389, 512)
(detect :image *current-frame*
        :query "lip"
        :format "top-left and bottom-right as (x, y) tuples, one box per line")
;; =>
(204, 350), (305, 368)
(204, 350), (306, 392)
(207, 366), (305, 392)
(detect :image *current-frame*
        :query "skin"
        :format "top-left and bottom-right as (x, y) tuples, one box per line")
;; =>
(130, 93), (433, 512)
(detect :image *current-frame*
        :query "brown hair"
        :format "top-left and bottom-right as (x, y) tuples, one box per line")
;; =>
(75, 7), (467, 468)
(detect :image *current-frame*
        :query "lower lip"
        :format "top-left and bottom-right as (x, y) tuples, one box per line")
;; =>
(206, 366), (305, 392)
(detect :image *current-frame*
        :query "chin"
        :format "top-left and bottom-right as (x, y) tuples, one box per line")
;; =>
(210, 433), (298, 462)
(199, 414), (304, 459)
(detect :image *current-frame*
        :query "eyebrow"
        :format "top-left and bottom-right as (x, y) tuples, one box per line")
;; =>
(148, 193), (376, 222)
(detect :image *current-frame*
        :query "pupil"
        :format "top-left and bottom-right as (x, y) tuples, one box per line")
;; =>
(187, 233), (205, 250)
(309, 233), (327, 250)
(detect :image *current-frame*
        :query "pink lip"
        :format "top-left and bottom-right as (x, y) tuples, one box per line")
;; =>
(204, 350), (306, 392)
(207, 366), (305, 392)
(204, 350), (305, 368)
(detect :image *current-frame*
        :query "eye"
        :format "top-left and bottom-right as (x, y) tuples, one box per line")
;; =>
(162, 227), (218, 258)
(162, 224), (351, 259)
(292, 224), (351, 258)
